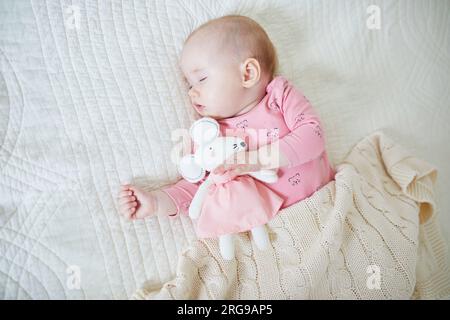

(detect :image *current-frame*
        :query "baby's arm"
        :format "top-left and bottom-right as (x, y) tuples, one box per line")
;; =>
(118, 136), (202, 219)
(117, 179), (200, 220)
(240, 79), (324, 172)
(161, 178), (201, 217)
(275, 78), (326, 168)
(118, 184), (177, 220)
(161, 136), (205, 217)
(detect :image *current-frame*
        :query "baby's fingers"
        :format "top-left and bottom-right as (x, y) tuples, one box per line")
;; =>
(213, 163), (239, 174)
(119, 195), (136, 206)
(120, 202), (137, 217)
(213, 165), (226, 174)
(119, 190), (133, 198)
(125, 207), (136, 220)
(121, 184), (132, 191)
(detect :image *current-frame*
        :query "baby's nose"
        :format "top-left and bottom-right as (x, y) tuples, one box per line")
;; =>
(188, 88), (198, 98)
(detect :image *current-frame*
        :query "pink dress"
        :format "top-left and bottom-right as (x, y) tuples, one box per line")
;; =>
(163, 76), (336, 238)
(195, 170), (284, 238)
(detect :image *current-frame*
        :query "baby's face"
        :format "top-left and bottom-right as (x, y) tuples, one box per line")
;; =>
(180, 33), (247, 120)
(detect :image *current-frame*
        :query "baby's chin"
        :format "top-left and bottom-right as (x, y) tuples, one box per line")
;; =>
(198, 110), (226, 120)
(193, 106), (207, 117)
(193, 105), (230, 120)
(201, 112), (221, 120)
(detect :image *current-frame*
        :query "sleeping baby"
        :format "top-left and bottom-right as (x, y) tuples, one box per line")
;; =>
(117, 15), (335, 230)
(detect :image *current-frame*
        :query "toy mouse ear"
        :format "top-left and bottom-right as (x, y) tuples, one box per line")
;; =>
(190, 117), (220, 146)
(178, 154), (205, 183)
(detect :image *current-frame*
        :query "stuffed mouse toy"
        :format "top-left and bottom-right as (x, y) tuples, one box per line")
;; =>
(178, 117), (284, 260)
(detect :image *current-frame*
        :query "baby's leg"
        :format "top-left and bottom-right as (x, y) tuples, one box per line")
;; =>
(219, 234), (235, 260)
(251, 225), (270, 250)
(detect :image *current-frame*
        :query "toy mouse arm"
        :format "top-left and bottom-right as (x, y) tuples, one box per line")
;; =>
(188, 174), (215, 219)
(178, 155), (211, 219)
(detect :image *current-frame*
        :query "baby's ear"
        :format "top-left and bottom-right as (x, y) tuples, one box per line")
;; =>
(240, 58), (261, 88)
(190, 117), (220, 146)
(178, 154), (205, 183)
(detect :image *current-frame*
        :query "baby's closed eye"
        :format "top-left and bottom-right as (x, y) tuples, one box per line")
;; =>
(186, 77), (207, 90)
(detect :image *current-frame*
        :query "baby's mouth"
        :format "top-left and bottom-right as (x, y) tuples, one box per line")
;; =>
(194, 103), (205, 112)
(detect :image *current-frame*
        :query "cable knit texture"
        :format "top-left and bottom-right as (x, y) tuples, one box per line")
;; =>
(133, 132), (450, 300)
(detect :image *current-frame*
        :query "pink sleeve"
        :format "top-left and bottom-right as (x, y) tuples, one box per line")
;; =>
(270, 77), (326, 168)
(161, 178), (200, 217)
(161, 135), (201, 217)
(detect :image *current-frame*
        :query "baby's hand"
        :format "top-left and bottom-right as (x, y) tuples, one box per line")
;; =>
(118, 184), (157, 220)
(213, 150), (262, 175)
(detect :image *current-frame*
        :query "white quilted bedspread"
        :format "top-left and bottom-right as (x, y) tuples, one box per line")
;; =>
(1, 0), (449, 299)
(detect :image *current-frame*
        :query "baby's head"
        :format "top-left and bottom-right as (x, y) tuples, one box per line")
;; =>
(180, 15), (278, 120)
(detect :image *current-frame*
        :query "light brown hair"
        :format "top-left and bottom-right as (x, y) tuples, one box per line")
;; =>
(185, 15), (278, 78)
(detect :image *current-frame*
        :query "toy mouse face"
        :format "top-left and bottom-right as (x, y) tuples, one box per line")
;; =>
(178, 117), (247, 183)
(195, 136), (247, 171)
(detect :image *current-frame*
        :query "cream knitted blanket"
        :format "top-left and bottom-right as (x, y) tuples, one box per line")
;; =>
(133, 132), (450, 299)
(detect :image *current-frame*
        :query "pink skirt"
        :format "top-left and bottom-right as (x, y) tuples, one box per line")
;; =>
(195, 172), (284, 239)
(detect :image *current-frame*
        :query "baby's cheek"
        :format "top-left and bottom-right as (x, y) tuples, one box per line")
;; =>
(214, 82), (232, 100)
(207, 88), (219, 103)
